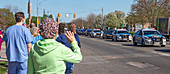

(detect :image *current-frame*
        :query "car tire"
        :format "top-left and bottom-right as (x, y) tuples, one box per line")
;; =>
(104, 36), (106, 39)
(115, 37), (118, 41)
(112, 36), (114, 41)
(161, 45), (165, 47)
(141, 39), (145, 46)
(129, 40), (132, 42)
(102, 36), (104, 39)
(133, 38), (137, 46)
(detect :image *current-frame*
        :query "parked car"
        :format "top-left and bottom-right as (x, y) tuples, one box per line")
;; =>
(102, 30), (113, 39)
(85, 29), (92, 36)
(112, 29), (132, 42)
(90, 29), (102, 38)
(133, 28), (166, 47)
(76, 29), (82, 35)
(81, 29), (86, 35)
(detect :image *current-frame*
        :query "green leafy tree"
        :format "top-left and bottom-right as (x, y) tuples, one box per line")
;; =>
(104, 11), (126, 28)
(130, 0), (169, 27)
(48, 14), (53, 19)
(94, 14), (102, 28)
(0, 8), (16, 27)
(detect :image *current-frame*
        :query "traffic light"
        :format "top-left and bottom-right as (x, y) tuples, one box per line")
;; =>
(58, 13), (61, 18)
(73, 14), (76, 18)
(38, 20), (40, 25)
(65, 14), (69, 17)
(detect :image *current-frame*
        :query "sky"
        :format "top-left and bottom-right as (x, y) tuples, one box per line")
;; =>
(0, 0), (134, 23)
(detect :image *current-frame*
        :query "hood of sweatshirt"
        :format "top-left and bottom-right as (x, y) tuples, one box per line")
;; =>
(34, 39), (62, 55)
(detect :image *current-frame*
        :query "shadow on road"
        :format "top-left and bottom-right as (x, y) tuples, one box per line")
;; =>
(155, 49), (170, 53)
(122, 44), (161, 48)
(104, 39), (129, 42)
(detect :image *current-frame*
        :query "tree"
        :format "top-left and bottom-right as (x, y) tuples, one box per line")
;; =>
(48, 14), (53, 19)
(104, 11), (126, 28)
(87, 13), (96, 29)
(94, 14), (102, 28)
(71, 18), (87, 29)
(5, 5), (19, 13)
(130, 0), (170, 28)
(0, 8), (16, 27)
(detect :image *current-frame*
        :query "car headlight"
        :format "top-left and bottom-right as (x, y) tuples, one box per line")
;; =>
(163, 38), (166, 41)
(94, 33), (96, 35)
(144, 36), (149, 39)
(129, 35), (132, 38)
(117, 35), (122, 39)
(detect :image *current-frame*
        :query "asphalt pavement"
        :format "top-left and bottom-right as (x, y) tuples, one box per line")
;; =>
(73, 35), (170, 74)
(0, 36), (170, 74)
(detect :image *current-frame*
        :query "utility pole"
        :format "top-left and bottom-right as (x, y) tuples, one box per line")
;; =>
(37, 0), (39, 27)
(102, 7), (104, 31)
(28, 0), (31, 25)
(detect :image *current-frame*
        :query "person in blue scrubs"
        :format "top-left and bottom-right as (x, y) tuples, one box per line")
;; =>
(2, 12), (34, 74)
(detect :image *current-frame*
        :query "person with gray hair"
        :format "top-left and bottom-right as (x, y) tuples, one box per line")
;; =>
(65, 24), (81, 74)
(30, 27), (43, 44)
(30, 23), (36, 28)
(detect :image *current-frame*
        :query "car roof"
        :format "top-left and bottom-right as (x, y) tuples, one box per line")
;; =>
(117, 29), (127, 31)
(140, 28), (157, 31)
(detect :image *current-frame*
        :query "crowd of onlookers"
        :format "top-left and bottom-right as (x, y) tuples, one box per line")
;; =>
(0, 12), (82, 74)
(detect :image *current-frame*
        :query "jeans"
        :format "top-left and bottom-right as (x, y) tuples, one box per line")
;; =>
(65, 62), (73, 74)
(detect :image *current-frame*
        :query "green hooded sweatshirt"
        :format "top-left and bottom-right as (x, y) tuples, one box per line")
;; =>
(27, 39), (82, 74)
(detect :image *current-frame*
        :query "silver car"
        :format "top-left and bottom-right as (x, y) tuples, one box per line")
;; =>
(133, 29), (166, 47)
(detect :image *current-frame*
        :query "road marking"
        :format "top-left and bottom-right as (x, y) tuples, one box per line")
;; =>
(152, 51), (170, 57)
(127, 62), (159, 69)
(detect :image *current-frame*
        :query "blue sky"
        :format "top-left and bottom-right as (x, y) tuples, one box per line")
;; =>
(0, 0), (133, 23)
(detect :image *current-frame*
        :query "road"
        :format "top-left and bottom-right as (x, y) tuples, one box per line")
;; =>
(73, 35), (170, 74)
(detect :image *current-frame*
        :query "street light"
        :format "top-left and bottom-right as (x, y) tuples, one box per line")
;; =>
(37, 0), (47, 27)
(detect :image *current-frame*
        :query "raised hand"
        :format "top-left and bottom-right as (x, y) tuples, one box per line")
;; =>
(65, 31), (76, 43)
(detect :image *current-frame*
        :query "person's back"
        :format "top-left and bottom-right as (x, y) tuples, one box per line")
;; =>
(29, 39), (81, 74)
(3, 12), (34, 74)
(4, 25), (33, 62)
(28, 18), (82, 74)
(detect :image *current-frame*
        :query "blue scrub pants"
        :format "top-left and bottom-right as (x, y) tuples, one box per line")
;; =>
(8, 61), (27, 74)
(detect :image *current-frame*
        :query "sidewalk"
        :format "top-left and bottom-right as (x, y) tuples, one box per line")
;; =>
(0, 42), (7, 62)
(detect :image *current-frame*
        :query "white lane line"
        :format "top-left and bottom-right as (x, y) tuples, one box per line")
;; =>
(152, 51), (170, 57)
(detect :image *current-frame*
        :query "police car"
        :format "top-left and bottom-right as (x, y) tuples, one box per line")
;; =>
(112, 29), (132, 42)
(133, 28), (166, 47)
(90, 29), (102, 38)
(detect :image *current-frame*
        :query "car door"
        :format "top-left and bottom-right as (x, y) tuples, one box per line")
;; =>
(113, 31), (117, 39)
(136, 30), (142, 43)
(112, 31), (115, 39)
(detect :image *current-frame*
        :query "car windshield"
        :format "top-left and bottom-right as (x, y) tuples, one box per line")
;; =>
(94, 30), (101, 32)
(87, 30), (91, 32)
(144, 31), (160, 35)
(105, 30), (113, 33)
(118, 31), (128, 33)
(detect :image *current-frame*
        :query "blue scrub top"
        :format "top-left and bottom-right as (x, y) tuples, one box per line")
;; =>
(2, 25), (34, 62)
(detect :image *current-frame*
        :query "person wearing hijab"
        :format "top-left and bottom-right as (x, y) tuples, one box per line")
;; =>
(27, 18), (82, 74)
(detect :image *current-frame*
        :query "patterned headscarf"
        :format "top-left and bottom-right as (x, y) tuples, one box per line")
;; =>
(39, 18), (58, 39)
